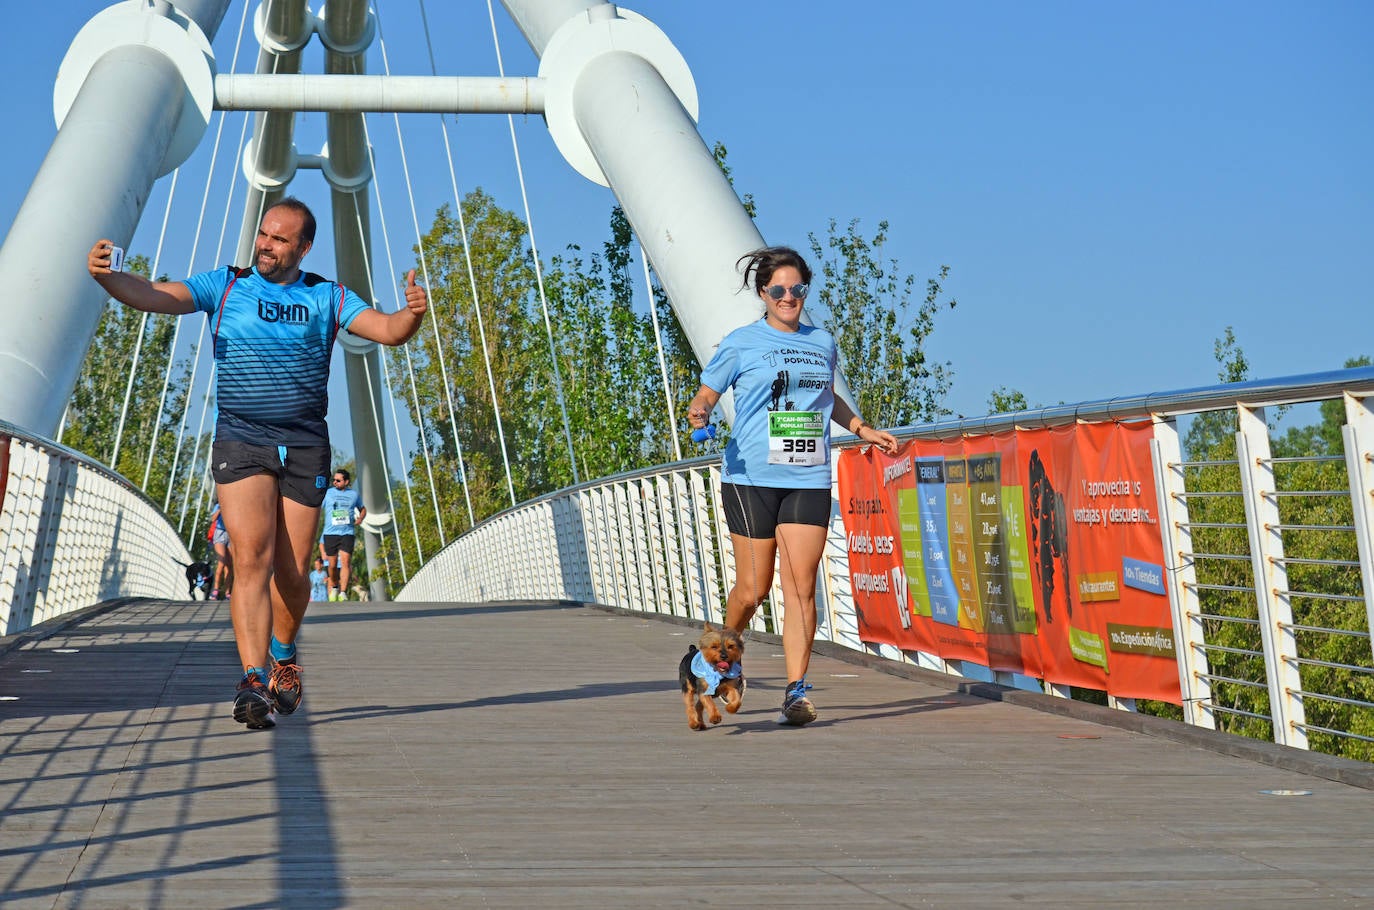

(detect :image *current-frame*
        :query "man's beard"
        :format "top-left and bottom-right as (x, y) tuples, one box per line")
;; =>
(256, 250), (295, 281)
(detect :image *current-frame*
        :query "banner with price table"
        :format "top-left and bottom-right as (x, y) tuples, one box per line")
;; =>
(837, 421), (1181, 703)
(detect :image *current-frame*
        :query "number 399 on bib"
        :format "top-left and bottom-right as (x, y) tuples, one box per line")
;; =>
(767, 411), (825, 465)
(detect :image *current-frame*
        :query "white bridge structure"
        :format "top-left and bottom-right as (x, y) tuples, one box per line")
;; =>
(0, 0), (798, 603)
(1, 1), (1373, 760)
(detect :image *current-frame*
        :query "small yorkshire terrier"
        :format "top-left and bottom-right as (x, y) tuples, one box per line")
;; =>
(678, 623), (745, 730)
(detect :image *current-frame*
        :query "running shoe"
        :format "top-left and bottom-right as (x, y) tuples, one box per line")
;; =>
(776, 678), (817, 726)
(269, 657), (303, 715)
(232, 673), (275, 729)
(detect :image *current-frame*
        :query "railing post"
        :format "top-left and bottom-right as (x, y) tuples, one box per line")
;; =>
(705, 465), (735, 627)
(819, 491), (850, 649)
(556, 494), (593, 601)
(1236, 405), (1307, 749)
(636, 477), (668, 616)
(584, 488), (603, 603)
(1151, 416), (1216, 729)
(611, 482), (638, 609)
(669, 471), (699, 620)
(1342, 391), (1374, 665)
(576, 489), (605, 604)
(629, 479), (654, 611)
(656, 474), (687, 618)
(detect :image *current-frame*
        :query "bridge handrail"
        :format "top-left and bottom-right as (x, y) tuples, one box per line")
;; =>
(398, 366), (1374, 759)
(0, 417), (190, 635)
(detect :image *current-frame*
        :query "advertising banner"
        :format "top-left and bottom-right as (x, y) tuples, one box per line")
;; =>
(0, 435), (9, 522)
(838, 421), (1179, 703)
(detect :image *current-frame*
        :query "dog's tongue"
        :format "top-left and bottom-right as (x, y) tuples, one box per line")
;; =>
(715, 661), (731, 672)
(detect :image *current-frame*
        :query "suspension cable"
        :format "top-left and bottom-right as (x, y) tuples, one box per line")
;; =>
(374, 10), (476, 528)
(360, 353), (407, 583)
(110, 169), (179, 466)
(357, 115), (432, 563)
(374, 343), (428, 564)
(343, 186), (411, 582)
(143, 64), (245, 490)
(483, 0), (580, 484)
(179, 361), (214, 535)
(417, 0), (517, 507)
(641, 242), (683, 462)
(179, 100), (255, 535)
(360, 93), (451, 549)
(363, 146), (433, 561)
(168, 0), (255, 521)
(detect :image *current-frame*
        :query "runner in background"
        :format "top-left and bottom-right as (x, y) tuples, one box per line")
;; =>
(319, 468), (365, 601)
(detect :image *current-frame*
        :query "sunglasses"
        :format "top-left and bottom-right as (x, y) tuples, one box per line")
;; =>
(763, 283), (809, 300)
(333, 478), (347, 484)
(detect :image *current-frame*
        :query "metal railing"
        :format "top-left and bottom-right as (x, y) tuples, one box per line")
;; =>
(0, 419), (190, 636)
(399, 367), (1374, 759)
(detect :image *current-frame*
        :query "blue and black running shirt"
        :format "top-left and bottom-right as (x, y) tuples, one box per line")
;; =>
(184, 266), (372, 446)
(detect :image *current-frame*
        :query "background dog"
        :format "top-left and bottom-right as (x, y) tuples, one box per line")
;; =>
(172, 559), (213, 600)
(678, 623), (745, 730)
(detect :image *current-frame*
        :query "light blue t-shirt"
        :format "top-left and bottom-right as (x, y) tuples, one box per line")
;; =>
(309, 569), (329, 600)
(321, 487), (364, 536)
(183, 266), (372, 446)
(700, 318), (838, 489)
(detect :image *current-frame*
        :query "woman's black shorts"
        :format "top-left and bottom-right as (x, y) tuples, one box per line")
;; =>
(719, 483), (832, 539)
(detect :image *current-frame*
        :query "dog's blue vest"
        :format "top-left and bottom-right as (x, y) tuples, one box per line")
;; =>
(690, 650), (743, 695)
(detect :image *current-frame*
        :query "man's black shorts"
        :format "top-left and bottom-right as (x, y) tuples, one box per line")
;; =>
(210, 440), (330, 508)
(720, 483), (832, 539)
(321, 534), (356, 557)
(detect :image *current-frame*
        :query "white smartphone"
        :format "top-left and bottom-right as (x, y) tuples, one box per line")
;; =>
(109, 245), (125, 272)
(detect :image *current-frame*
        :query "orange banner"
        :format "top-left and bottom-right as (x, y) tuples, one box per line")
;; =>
(0, 435), (8, 524)
(838, 422), (1179, 703)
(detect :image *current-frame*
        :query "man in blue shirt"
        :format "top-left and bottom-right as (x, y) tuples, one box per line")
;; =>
(308, 558), (329, 603)
(319, 468), (365, 601)
(88, 197), (427, 730)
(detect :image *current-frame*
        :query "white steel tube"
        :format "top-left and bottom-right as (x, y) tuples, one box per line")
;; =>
(323, 0), (394, 601)
(498, 1), (857, 422)
(234, 0), (308, 264)
(0, 46), (192, 436)
(1151, 419), (1215, 729)
(1237, 405), (1308, 749)
(215, 74), (545, 113)
(569, 49), (766, 396)
(1342, 393), (1374, 665)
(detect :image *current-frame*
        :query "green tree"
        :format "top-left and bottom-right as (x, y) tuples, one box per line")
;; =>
(987, 386), (1029, 414)
(1176, 338), (1374, 759)
(1171, 329), (1266, 738)
(1182, 326), (1250, 459)
(386, 191), (547, 554)
(379, 191), (704, 578)
(1268, 355), (1374, 757)
(712, 141), (756, 219)
(808, 218), (957, 427)
(542, 205), (701, 476)
(62, 253), (198, 508)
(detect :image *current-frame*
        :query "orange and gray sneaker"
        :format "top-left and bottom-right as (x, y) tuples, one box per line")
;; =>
(233, 672), (275, 729)
(269, 657), (303, 715)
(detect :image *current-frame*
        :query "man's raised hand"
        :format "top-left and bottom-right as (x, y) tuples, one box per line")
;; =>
(403, 269), (427, 318)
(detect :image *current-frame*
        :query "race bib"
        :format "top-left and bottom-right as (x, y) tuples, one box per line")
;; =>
(767, 411), (824, 465)
(329, 508), (351, 525)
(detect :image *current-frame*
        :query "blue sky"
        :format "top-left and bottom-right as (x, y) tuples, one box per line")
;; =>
(1, 1), (1370, 434)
